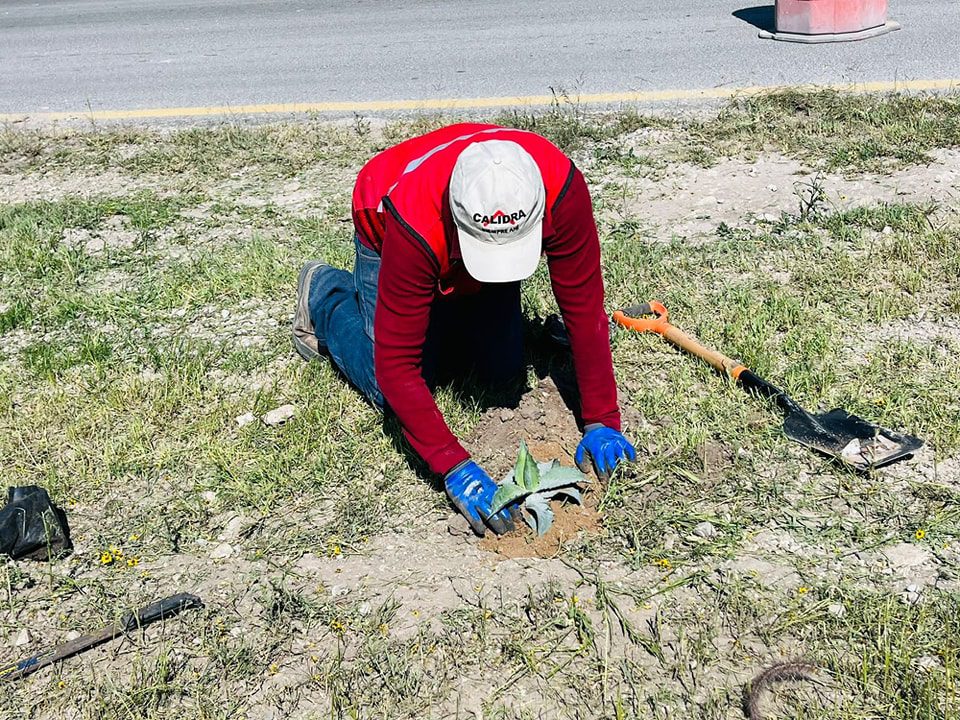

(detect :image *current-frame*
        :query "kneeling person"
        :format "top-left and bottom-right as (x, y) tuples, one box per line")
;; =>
(293, 123), (635, 536)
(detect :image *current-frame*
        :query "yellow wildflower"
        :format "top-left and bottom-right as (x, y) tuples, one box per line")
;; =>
(915, 528), (927, 541)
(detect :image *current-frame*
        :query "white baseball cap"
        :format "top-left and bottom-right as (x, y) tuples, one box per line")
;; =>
(449, 140), (545, 283)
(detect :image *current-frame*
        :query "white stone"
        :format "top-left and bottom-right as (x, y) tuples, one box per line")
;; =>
(827, 603), (846, 618)
(330, 585), (349, 598)
(262, 404), (295, 426)
(693, 521), (717, 539)
(767, 184), (778, 192)
(201, 491), (218, 504)
(235, 412), (256, 428)
(902, 583), (922, 606)
(219, 515), (248, 542)
(13, 628), (31, 646)
(210, 542), (234, 559)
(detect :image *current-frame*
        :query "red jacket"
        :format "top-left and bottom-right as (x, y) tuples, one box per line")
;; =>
(352, 123), (621, 474)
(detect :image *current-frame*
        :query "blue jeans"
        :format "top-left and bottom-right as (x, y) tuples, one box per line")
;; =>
(308, 236), (524, 409)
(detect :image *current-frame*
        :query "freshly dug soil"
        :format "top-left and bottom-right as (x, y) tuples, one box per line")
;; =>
(464, 379), (604, 558)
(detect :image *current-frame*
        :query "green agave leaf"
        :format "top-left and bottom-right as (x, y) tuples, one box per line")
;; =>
(537, 464), (587, 491)
(491, 482), (529, 515)
(540, 486), (582, 506)
(516, 440), (541, 492)
(522, 493), (554, 537)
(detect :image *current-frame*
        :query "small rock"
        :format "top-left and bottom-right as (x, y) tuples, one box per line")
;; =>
(221, 309), (230, 319)
(65, 630), (82, 641)
(13, 628), (31, 646)
(447, 512), (472, 537)
(692, 521), (717, 539)
(358, 602), (371, 616)
(766, 184), (778, 193)
(330, 585), (349, 598)
(827, 603), (846, 618)
(902, 583), (922, 606)
(219, 515), (248, 542)
(235, 412), (256, 428)
(229, 626), (244, 638)
(201, 490), (218, 504)
(210, 542), (234, 559)
(499, 409), (515, 422)
(262, 404), (295, 426)
(882, 225), (893, 234)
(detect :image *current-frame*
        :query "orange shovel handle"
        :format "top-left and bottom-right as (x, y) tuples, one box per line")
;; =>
(613, 301), (749, 380)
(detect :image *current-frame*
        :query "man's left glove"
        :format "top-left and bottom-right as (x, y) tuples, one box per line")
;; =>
(445, 461), (516, 537)
(575, 425), (636, 480)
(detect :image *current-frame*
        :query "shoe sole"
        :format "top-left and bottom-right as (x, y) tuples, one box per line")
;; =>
(292, 261), (326, 362)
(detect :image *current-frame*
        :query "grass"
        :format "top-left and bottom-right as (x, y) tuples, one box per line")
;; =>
(2, 90), (960, 719)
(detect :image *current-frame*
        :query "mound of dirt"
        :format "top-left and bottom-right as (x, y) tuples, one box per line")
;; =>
(462, 377), (583, 477)
(463, 378), (604, 558)
(479, 494), (603, 559)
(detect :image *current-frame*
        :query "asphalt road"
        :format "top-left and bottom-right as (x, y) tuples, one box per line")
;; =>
(0, 0), (957, 116)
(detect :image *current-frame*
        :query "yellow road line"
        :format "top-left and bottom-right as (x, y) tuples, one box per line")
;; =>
(1, 79), (957, 122)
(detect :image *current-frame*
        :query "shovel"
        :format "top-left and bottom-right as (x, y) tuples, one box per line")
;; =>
(612, 301), (923, 471)
(1, 593), (203, 682)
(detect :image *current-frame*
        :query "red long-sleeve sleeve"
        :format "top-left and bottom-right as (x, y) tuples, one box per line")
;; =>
(374, 167), (620, 476)
(374, 214), (471, 475)
(545, 169), (621, 431)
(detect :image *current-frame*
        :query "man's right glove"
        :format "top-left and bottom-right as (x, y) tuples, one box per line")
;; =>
(445, 460), (515, 537)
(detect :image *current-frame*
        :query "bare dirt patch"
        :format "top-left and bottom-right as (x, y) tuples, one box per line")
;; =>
(599, 149), (960, 238)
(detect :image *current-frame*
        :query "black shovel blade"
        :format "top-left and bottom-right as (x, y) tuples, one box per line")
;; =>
(783, 407), (924, 471)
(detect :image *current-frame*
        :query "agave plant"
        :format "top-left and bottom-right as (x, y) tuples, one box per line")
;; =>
(490, 441), (588, 536)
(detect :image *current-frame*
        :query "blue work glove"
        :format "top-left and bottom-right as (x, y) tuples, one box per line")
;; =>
(445, 460), (516, 537)
(575, 425), (636, 480)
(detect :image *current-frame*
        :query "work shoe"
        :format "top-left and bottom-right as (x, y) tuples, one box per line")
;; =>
(292, 260), (328, 361)
(0, 486), (72, 561)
